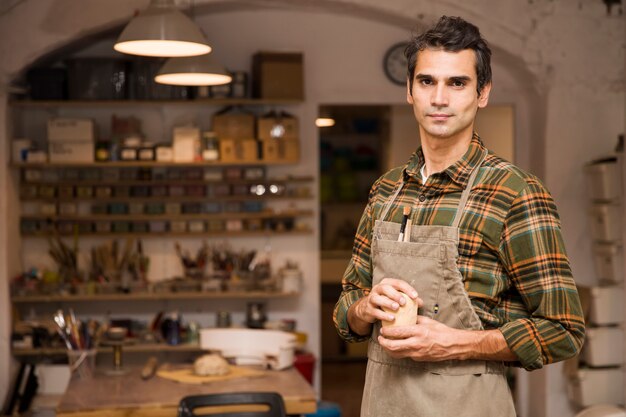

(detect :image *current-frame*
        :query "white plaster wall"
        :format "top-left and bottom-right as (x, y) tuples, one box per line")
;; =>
(0, 2), (623, 417)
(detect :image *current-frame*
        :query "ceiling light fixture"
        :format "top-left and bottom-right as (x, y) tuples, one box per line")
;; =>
(315, 117), (336, 128)
(114, 0), (211, 57)
(155, 54), (232, 86)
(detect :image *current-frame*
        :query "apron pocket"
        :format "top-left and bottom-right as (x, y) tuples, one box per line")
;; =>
(372, 239), (443, 317)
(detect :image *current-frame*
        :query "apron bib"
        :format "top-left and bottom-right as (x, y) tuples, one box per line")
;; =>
(360, 153), (516, 417)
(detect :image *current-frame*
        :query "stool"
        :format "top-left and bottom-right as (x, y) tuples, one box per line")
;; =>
(305, 401), (342, 417)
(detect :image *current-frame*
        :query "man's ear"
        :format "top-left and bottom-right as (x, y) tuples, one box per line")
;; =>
(478, 82), (492, 108)
(407, 79), (414, 104)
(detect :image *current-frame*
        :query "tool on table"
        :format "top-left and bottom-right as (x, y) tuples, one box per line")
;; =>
(141, 356), (159, 380)
(397, 206), (411, 242)
(102, 326), (129, 376)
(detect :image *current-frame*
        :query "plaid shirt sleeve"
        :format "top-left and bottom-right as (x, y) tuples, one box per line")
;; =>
(498, 177), (585, 371)
(333, 180), (379, 342)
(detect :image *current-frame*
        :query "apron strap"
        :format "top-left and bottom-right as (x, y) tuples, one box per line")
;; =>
(450, 150), (487, 228)
(380, 150), (487, 227)
(379, 178), (405, 222)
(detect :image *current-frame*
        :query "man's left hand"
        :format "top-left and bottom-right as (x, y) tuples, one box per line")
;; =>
(378, 316), (518, 362)
(378, 315), (470, 361)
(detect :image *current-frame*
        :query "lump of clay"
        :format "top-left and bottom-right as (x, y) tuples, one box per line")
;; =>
(193, 353), (230, 376)
(381, 292), (417, 327)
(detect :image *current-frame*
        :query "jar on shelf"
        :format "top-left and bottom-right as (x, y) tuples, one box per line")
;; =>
(202, 131), (219, 161)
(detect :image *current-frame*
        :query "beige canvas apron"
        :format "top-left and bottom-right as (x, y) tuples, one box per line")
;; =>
(361, 153), (516, 417)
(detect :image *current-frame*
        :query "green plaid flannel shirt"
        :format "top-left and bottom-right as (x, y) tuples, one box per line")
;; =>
(333, 134), (585, 371)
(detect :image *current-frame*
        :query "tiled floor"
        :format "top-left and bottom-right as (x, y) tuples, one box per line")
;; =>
(320, 359), (367, 417)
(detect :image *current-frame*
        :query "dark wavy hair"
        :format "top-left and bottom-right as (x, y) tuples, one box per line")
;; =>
(405, 16), (492, 96)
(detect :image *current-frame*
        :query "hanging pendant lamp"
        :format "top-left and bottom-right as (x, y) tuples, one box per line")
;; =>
(155, 54), (232, 86)
(114, 0), (211, 57)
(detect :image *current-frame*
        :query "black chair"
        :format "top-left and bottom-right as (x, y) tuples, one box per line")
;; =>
(178, 392), (287, 417)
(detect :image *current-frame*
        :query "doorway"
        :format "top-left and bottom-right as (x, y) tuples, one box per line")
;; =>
(317, 103), (515, 417)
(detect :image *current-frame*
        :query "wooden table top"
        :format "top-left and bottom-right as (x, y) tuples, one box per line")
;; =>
(56, 366), (316, 416)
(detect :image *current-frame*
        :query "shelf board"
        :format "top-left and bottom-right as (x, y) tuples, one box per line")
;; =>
(11, 290), (299, 303)
(21, 210), (313, 221)
(20, 176), (314, 187)
(21, 195), (314, 203)
(9, 98), (303, 108)
(12, 343), (204, 357)
(12, 160), (299, 168)
(21, 228), (313, 238)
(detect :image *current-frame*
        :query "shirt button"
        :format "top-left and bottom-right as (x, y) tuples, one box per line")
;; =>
(418, 194), (426, 202)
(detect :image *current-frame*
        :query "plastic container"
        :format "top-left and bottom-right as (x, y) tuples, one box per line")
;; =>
(584, 158), (621, 201)
(582, 327), (623, 367)
(199, 328), (295, 370)
(294, 352), (315, 385)
(588, 203), (623, 242)
(589, 286), (623, 325)
(592, 242), (624, 284)
(568, 368), (624, 408)
(305, 401), (342, 417)
(67, 349), (97, 379)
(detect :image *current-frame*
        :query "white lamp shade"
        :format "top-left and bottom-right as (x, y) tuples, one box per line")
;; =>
(155, 55), (233, 86)
(114, 0), (211, 57)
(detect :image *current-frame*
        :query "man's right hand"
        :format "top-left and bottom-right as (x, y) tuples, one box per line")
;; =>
(347, 278), (422, 336)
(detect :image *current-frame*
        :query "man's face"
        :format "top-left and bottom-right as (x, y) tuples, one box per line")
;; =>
(407, 48), (491, 143)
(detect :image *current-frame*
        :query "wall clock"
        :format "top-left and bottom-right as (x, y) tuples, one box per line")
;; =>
(383, 42), (408, 86)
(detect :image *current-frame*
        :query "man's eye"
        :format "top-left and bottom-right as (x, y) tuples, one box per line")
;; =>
(451, 80), (465, 87)
(419, 79), (432, 85)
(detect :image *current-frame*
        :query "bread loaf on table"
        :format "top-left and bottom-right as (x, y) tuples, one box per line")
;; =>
(193, 353), (230, 376)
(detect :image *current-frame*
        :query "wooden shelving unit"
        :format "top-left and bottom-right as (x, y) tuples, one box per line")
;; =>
(22, 210), (313, 222)
(9, 95), (312, 365)
(13, 160), (299, 168)
(20, 228), (312, 238)
(12, 290), (299, 303)
(13, 343), (204, 357)
(21, 195), (313, 203)
(19, 176), (314, 187)
(10, 98), (303, 108)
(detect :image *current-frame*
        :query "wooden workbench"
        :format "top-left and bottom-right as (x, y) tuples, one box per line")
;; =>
(56, 366), (316, 417)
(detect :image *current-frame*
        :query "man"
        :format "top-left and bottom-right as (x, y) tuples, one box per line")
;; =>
(333, 15), (585, 417)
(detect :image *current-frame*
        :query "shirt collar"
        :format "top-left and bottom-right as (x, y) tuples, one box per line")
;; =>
(404, 133), (486, 188)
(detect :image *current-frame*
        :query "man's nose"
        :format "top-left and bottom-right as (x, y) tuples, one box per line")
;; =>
(431, 84), (448, 107)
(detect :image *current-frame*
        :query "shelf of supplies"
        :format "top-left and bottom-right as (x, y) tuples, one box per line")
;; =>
(12, 343), (205, 357)
(9, 98), (303, 108)
(12, 160), (299, 168)
(21, 210), (313, 222)
(11, 290), (300, 303)
(19, 176), (314, 187)
(20, 228), (313, 238)
(21, 195), (314, 203)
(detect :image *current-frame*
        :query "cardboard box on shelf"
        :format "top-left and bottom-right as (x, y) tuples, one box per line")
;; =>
(212, 112), (255, 140)
(173, 126), (200, 162)
(260, 139), (299, 162)
(589, 286), (623, 325)
(48, 141), (94, 163)
(584, 158), (621, 201)
(568, 368), (624, 408)
(252, 52), (304, 100)
(219, 139), (258, 162)
(48, 118), (95, 142)
(257, 114), (298, 140)
(592, 242), (624, 284)
(582, 327), (623, 367)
